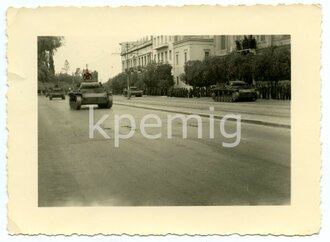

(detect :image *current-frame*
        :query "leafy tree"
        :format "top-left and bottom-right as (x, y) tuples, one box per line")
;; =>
(253, 46), (291, 82)
(107, 73), (127, 94)
(184, 60), (203, 88)
(106, 62), (173, 95)
(156, 63), (174, 91)
(142, 62), (158, 93)
(38, 36), (63, 83)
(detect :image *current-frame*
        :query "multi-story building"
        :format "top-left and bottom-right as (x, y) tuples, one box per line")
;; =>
(120, 35), (290, 88)
(152, 35), (175, 65)
(172, 35), (214, 87)
(214, 35), (291, 56)
(120, 37), (153, 72)
(120, 35), (214, 88)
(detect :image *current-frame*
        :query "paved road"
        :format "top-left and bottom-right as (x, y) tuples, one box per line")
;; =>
(114, 95), (291, 127)
(38, 96), (290, 206)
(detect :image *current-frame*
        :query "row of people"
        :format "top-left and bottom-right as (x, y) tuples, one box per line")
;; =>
(168, 81), (291, 100)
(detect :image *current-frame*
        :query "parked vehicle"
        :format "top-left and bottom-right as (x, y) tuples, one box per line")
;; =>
(123, 86), (143, 97)
(211, 81), (258, 102)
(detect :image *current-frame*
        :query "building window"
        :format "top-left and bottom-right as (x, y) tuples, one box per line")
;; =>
(184, 52), (187, 63)
(165, 51), (168, 61)
(158, 53), (160, 62)
(169, 50), (172, 60)
(175, 54), (179, 65)
(165, 36), (167, 43)
(161, 52), (164, 62)
(161, 36), (163, 44)
(221, 36), (226, 50)
(205, 51), (209, 59)
(154, 54), (156, 60)
(177, 76), (179, 86)
(157, 36), (160, 45)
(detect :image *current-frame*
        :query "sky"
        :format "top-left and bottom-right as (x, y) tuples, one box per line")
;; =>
(53, 35), (144, 83)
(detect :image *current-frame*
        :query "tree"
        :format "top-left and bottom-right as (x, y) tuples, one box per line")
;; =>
(38, 36), (63, 83)
(156, 63), (174, 93)
(142, 62), (158, 94)
(253, 46), (291, 82)
(106, 72), (127, 94)
(184, 60), (203, 88)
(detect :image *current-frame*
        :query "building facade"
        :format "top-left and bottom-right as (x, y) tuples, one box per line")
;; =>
(152, 35), (175, 65)
(120, 35), (214, 88)
(120, 37), (153, 72)
(172, 35), (214, 87)
(120, 35), (290, 88)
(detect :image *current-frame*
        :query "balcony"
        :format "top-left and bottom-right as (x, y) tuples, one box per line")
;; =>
(154, 43), (169, 50)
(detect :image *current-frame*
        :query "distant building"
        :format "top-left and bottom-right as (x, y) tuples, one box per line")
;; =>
(172, 35), (214, 88)
(119, 35), (290, 88)
(120, 36), (153, 72)
(152, 35), (175, 65)
(120, 35), (214, 88)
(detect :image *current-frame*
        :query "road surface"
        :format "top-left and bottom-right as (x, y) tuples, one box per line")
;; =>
(38, 96), (290, 206)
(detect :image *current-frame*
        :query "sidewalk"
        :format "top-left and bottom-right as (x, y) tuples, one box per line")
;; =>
(113, 95), (290, 128)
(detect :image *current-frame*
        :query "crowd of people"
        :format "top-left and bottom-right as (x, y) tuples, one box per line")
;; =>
(166, 81), (291, 100)
(168, 87), (213, 98)
(255, 81), (291, 100)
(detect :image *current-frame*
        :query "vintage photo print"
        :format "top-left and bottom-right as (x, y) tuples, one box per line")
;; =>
(38, 34), (291, 207)
(7, 5), (320, 235)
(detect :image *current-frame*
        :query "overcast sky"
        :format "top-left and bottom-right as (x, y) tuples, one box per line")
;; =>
(53, 35), (143, 83)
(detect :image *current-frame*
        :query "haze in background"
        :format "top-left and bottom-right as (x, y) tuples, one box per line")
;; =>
(53, 35), (143, 83)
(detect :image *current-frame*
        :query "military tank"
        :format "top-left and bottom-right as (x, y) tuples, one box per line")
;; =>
(69, 67), (113, 110)
(211, 81), (258, 102)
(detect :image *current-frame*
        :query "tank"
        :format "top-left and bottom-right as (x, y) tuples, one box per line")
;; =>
(48, 87), (66, 100)
(211, 81), (258, 102)
(69, 82), (113, 110)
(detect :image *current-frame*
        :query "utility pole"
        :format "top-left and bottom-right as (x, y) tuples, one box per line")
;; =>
(112, 43), (131, 99)
(125, 42), (131, 99)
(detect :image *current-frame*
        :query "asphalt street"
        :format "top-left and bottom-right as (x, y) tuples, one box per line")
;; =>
(38, 95), (290, 206)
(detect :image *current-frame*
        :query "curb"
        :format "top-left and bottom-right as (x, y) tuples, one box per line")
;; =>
(114, 102), (291, 129)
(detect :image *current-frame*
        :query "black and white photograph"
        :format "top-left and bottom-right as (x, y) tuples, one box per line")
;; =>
(38, 35), (291, 207)
(6, 4), (323, 236)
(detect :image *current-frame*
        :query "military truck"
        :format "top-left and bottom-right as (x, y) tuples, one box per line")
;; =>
(211, 81), (258, 102)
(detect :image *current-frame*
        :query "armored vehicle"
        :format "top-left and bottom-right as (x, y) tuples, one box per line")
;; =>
(123, 86), (143, 97)
(69, 82), (113, 110)
(48, 87), (66, 100)
(211, 81), (258, 102)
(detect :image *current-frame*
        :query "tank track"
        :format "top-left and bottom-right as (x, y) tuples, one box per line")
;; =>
(211, 90), (238, 102)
